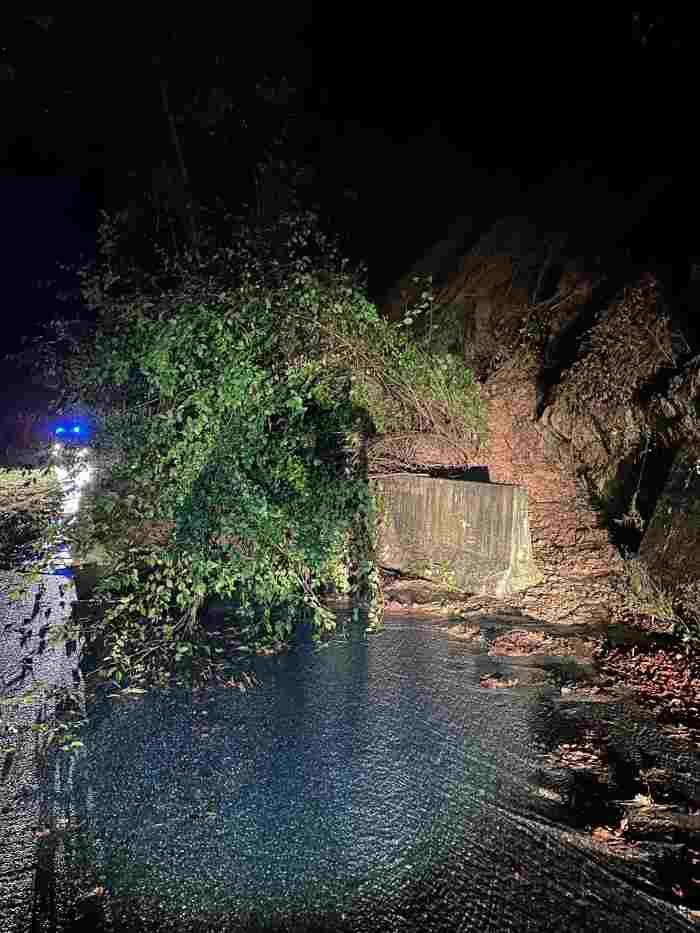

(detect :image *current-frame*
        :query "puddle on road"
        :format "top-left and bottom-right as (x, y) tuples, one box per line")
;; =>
(12, 612), (698, 932)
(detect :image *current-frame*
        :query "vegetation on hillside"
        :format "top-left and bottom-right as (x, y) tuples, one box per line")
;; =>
(0, 467), (63, 569)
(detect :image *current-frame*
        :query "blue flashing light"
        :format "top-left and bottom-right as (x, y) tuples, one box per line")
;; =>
(53, 422), (88, 442)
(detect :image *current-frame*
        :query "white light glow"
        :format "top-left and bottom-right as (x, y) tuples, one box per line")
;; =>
(53, 448), (93, 517)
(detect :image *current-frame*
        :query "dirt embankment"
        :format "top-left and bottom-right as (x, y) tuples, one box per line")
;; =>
(379, 223), (700, 738)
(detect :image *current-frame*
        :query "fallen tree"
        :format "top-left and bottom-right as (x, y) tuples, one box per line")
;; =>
(31, 209), (485, 686)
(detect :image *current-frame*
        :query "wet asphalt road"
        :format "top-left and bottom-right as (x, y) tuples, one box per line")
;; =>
(2, 568), (700, 931)
(0, 569), (81, 932)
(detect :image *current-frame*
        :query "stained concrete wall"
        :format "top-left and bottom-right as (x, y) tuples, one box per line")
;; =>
(373, 476), (541, 597)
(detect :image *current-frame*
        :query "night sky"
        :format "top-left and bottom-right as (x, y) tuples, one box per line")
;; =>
(0, 11), (695, 366)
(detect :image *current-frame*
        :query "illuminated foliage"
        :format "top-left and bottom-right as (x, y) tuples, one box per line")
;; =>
(52, 210), (483, 686)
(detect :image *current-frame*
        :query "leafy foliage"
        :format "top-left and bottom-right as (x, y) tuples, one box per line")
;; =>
(44, 210), (484, 687)
(0, 467), (63, 569)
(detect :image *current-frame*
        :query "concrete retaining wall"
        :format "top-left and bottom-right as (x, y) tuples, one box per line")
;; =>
(373, 476), (541, 597)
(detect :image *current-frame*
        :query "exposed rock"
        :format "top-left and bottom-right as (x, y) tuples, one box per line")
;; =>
(469, 364), (625, 625)
(639, 441), (700, 613)
(648, 354), (700, 445)
(379, 212), (700, 631)
(540, 278), (677, 491)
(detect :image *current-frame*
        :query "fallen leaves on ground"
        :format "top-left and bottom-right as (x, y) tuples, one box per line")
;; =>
(632, 792), (654, 807)
(660, 722), (700, 745)
(595, 644), (700, 732)
(559, 684), (620, 702)
(480, 674), (518, 689)
(488, 629), (597, 659)
(591, 802), (700, 901)
(611, 606), (675, 635)
(446, 622), (482, 641)
(590, 818), (640, 853)
(540, 735), (606, 772)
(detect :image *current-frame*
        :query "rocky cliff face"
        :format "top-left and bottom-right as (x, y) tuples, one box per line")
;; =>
(380, 211), (700, 627)
(458, 362), (626, 625)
